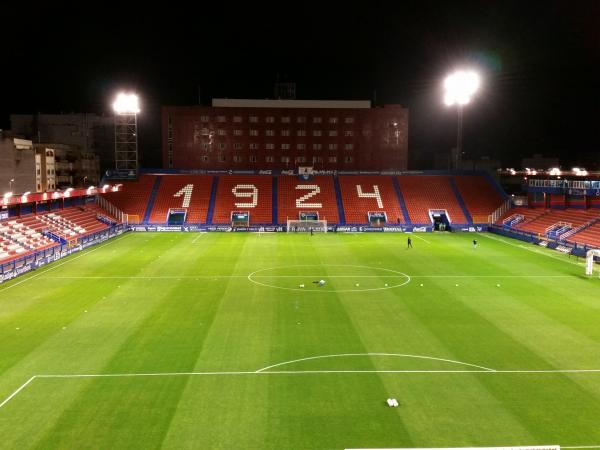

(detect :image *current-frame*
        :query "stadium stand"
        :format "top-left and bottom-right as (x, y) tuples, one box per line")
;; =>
(568, 221), (600, 248)
(338, 176), (404, 224)
(211, 176), (273, 224)
(454, 175), (505, 223)
(0, 218), (54, 261)
(148, 175), (213, 223)
(504, 208), (600, 237)
(398, 176), (467, 224)
(277, 176), (339, 224)
(102, 175), (157, 222)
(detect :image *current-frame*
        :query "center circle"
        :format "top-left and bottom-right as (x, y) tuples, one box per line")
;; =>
(247, 265), (411, 292)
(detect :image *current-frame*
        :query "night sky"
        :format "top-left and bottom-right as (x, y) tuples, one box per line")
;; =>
(2, 1), (598, 170)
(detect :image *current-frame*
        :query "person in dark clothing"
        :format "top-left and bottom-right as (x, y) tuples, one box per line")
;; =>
(407, 237), (412, 249)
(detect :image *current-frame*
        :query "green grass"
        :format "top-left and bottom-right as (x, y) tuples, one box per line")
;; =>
(0, 231), (599, 449)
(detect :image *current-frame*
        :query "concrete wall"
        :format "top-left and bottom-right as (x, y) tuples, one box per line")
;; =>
(0, 136), (36, 195)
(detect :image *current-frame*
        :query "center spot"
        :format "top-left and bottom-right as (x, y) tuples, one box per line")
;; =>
(247, 264), (411, 292)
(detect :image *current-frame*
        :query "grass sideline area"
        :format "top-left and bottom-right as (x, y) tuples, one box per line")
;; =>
(0, 231), (599, 449)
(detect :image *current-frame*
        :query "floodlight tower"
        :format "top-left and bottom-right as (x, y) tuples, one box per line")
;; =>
(443, 70), (480, 169)
(112, 93), (140, 174)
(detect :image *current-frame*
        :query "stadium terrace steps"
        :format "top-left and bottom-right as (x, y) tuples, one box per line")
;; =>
(143, 176), (162, 223)
(338, 176), (404, 225)
(392, 177), (411, 224)
(454, 175), (505, 224)
(333, 176), (346, 225)
(277, 176), (339, 224)
(448, 178), (473, 224)
(102, 175), (157, 222)
(497, 207), (549, 226)
(398, 176), (467, 225)
(211, 175), (273, 224)
(148, 175), (213, 224)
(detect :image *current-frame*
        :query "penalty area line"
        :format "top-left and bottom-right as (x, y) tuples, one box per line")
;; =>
(0, 376), (36, 410)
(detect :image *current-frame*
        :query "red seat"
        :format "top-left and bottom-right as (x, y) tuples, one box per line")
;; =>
(212, 176), (272, 224)
(398, 176), (467, 224)
(277, 176), (339, 224)
(148, 175), (213, 223)
(338, 176), (403, 225)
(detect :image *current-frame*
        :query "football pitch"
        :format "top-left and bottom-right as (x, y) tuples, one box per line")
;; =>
(1, 231), (599, 449)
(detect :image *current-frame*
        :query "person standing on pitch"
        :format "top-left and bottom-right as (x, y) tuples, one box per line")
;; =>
(473, 238), (478, 249)
(407, 236), (412, 249)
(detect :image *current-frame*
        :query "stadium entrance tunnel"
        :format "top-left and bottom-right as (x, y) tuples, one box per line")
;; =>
(247, 264), (410, 292)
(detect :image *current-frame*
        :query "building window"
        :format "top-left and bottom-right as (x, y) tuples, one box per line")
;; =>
(329, 117), (338, 124)
(234, 129), (243, 136)
(297, 143), (306, 150)
(249, 129), (259, 136)
(297, 116), (306, 123)
(329, 130), (338, 137)
(217, 129), (226, 136)
(281, 156), (290, 163)
(233, 143), (243, 150)
(281, 143), (290, 150)
(313, 143), (322, 150)
(295, 156), (306, 163)
(344, 130), (354, 137)
(200, 115), (210, 122)
(345, 156), (353, 163)
(313, 130), (322, 137)
(218, 143), (226, 150)
(266, 156), (274, 162)
(313, 117), (322, 123)
(202, 155), (209, 162)
(329, 156), (337, 163)
(312, 156), (323, 163)
(201, 143), (209, 150)
(218, 154), (226, 162)
(266, 116), (275, 123)
(216, 115), (226, 122)
(233, 116), (242, 123)
(344, 117), (354, 123)
(281, 129), (290, 136)
(233, 155), (242, 162)
(266, 129), (275, 136)
(249, 155), (257, 163)
(281, 116), (290, 123)
(297, 130), (306, 136)
(249, 143), (259, 150)
(362, 129), (371, 137)
(344, 143), (354, 150)
(201, 128), (210, 135)
(266, 143), (275, 150)
(249, 116), (258, 123)
(328, 143), (338, 150)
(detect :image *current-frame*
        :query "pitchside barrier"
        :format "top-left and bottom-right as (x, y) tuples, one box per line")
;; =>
(129, 224), (486, 233)
(0, 225), (126, 284)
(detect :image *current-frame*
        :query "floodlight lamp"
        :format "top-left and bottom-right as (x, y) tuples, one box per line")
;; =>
(548, 168), (561, 176)
(113, 93), (140, 114)
(443, 70), (480, 106)
(22, 191), (31, 196)
(103, 184), (110, 189)
(4, 192), (13, 198)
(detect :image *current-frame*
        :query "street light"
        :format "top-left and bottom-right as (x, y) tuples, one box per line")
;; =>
(444, 70), (480, 169)
(9, 178), (14, 193)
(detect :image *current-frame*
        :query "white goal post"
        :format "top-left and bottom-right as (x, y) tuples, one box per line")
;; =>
(287, 219), (327, 233)
(586, 249), (600, 277)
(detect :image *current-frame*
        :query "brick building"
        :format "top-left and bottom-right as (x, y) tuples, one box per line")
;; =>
(162, 99), (408, 171)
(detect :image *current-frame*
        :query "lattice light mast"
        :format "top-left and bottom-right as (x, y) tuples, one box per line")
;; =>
(113, 93), (140, 173)
(443, 70), (480, 169)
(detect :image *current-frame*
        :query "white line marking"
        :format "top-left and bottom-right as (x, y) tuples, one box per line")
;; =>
(410, 233), (431, 244)
(480, 233), (585, 267)
(44, 274), (576, 280)
(0, 234), (131, 293)
(254, 353), (496, 373)
(247, 265), (411, 292)
(0, 376), (36, 410)
(191, 233), (205, 243)
(563, 446), (600, 449)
